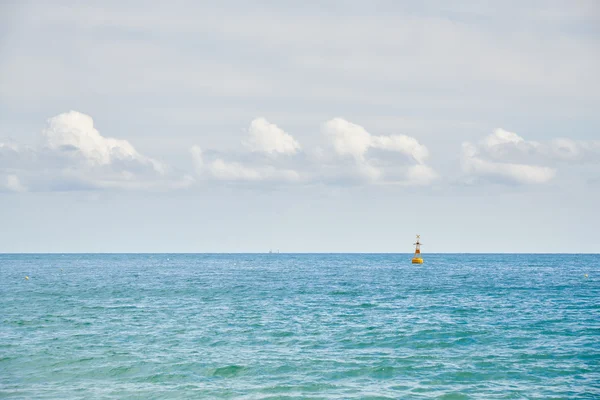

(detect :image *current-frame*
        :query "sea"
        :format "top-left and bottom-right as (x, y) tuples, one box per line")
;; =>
(1, 253), (599, 399)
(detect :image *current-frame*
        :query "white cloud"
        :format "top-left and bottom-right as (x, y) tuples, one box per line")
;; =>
(243, 118), (301, 155)
(406, 164), (439, 185)
(550, 138), (580, 161)
(323, 118), (429, 164)
(0, 142), (22, 166)
(462, 128), (600, 185)
(482, 128), (526, 148)
(323, 118), (372, 161)
(210, 159), (300, 182)
(0, 142), (19, 152)
(356, 162), (382, 181)
(547, 138), (600, 163)
(209, 159), (262, 181)
(43, 111), (165, 174)
(478, 128), (540, 162)
(190, 143), (300, 183)
(371, 135), (429, 164)
(477, 128), (600, 165)
(190, 145), (204, 174)
(192, 116), (435, 186)
(0, 111), (190, 192)
(322, 118), (435, 184)
(3, 174), (26, 192)
(461, 141), (556, 185)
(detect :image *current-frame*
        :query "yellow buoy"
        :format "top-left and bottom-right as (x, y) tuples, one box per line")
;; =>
(411, 235), (424, 264)
(584, 274), (589, 278)
(25, 276), (29, 280)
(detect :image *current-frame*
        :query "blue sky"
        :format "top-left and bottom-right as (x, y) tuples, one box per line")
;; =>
(1, 0), (599, 252)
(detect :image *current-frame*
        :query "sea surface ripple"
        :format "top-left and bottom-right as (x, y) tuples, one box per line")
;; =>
(1, 253), (599, 399)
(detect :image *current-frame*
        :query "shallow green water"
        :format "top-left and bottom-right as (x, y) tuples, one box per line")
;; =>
(1, 254), (599, 398)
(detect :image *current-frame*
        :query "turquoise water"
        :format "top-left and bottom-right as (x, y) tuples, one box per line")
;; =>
(1, 254), (599, 399)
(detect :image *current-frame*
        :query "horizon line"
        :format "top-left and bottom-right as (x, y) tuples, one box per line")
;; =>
(1, 252), (599, 255)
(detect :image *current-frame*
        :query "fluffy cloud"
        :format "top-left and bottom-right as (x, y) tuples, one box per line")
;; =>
(477, 128), (600, 164)
(0, 111), (189, 191)
(191, 117), (437, 186)
(323, 118), (429, 164)
(243, 118), (301, 155)
(322, 118), (435, 184)
(43, 111), (165, 174)
(323, 118), (372, 161)
(190, 145), (300, 183)
(482, 128), (527, 149)
(371, 135), (429, 165)
(461, 142), (556, 184)
(458, 128), (600, 184)
(189, 118), (302, 184)
(406, 164), (439, 185)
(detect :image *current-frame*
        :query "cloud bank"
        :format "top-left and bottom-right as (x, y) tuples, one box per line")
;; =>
(191, 117), (436, 186)
(2, 113), (598, 192)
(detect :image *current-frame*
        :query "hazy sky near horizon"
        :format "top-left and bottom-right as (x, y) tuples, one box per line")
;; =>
(1, 0), (599, 253)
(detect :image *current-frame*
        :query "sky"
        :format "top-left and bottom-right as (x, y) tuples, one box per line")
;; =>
(0, 0), (599, 253)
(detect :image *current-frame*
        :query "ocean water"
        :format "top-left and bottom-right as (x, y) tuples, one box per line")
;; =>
(1, 253), (599, 399)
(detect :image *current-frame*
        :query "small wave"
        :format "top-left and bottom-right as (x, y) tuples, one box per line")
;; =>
(359, 302), (378, 308)
(435, 393), (471, 400)
(107, 365), (135, 377)
(210, 365), (247, 377)
(271, 331), (294, 338)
